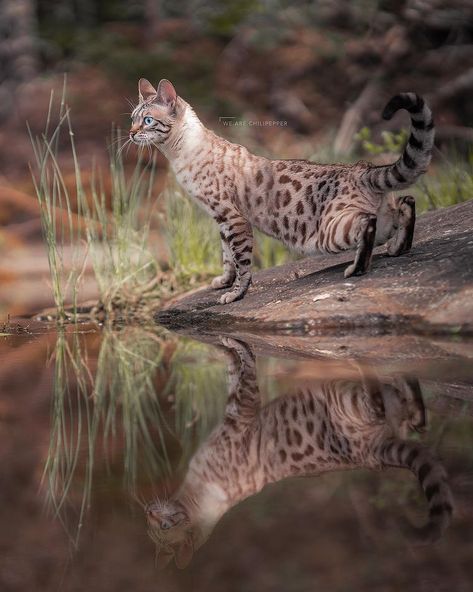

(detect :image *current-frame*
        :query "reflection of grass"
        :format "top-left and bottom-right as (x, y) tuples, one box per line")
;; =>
(42, 329), (93, 544)
(93, 328), (171, 490)
(165, 339), (227, 466)
(43, 329), (231, 544)
(43, 326), (171, 545)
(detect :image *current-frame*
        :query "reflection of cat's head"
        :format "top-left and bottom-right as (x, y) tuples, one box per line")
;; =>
(146, 499), (195, 569)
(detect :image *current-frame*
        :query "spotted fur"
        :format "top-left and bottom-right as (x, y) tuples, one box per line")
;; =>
(131, 80), (434, 303)
(146, 339), (452, 568)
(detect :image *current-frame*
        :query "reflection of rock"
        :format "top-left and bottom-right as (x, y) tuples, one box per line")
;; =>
(157, 201), (473, 335)
(146, 339), (453, 568)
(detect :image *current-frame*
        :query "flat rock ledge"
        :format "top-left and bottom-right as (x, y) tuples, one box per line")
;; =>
(156, 200), (473, 337)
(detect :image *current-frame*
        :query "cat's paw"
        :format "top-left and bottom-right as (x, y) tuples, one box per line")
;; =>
(219, 289), (244, 304)
(344, 262), (368, 278)
(219, 337), (255, 365)
(220, 336), (248, 353)
(344, 263), (357, 278)
(211, 274), (235, 290)
(220, 336), (238, 348)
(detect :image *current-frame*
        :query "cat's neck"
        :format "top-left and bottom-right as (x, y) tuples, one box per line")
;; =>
(176, 473), (231, 548)
(160, 99), (208, 164)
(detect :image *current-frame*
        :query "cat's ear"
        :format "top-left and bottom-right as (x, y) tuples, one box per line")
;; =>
(174, 536), (193, 569)
(156, 79), (177, 112)
(156, 547), (174, 570)
(138, 78), (157, 102)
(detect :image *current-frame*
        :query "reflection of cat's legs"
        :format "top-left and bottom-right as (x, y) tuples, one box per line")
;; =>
(393, 376), (426, 432)
(219, 337), (260, 423)
(360, 372), (426, 438)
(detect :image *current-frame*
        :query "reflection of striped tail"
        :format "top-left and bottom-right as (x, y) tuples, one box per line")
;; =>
(363, 93), (435, 192)
(378, 438), (453, 543)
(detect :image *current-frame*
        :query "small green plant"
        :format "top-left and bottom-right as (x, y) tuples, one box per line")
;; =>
(253, 230), (294, 268)
(412, 149), (473, 212)
(82, 133), (165, 318)
(164, 174), (222, 284)
(354, 126), (408, 156)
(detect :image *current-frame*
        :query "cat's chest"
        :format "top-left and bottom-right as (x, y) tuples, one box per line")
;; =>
(172, 164), (226, 214)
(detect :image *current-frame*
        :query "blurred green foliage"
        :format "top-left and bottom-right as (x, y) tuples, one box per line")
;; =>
(355, 126), (409, 157)
(355, 126), (473, 213)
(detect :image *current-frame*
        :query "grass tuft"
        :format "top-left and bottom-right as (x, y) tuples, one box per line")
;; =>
(29, 80), (83, 320)
(412, 149), (473, 212)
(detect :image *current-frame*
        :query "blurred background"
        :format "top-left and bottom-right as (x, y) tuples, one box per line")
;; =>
(1, 0), (473, 315)
(1, 4), (473, 591)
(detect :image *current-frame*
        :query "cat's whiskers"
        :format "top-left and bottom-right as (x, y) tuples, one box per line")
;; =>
(108, 135), (130, 150)
(116, 138), (132, 158)
(125, 97), (137, 111)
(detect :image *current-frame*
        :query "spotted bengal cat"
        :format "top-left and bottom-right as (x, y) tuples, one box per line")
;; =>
(145, 339), (453, 569)
(130, 79), (434, 303)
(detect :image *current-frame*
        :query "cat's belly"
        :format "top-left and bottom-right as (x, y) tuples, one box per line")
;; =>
(249, 208), (354, 256)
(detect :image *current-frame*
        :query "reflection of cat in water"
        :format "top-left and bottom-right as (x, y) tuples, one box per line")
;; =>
(146, 339), (453, 568)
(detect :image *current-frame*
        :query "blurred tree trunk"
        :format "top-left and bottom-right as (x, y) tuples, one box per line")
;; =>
(0, 0), (38, 81)
(144, 0), (161, 41)
(76, 0), (97, 28)
(0, 0), (38, 118)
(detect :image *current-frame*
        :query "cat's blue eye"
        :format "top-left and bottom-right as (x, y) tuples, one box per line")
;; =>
(143, 116), (154, 126)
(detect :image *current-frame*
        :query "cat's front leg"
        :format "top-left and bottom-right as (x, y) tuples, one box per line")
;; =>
(219, 337), (260, 422)
(218, 219), (253, 304)
(211, 236), (236, 290)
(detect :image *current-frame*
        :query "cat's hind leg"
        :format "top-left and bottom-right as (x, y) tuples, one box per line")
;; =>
(344, 213), (377, 278)
(386, 195), (415, 256)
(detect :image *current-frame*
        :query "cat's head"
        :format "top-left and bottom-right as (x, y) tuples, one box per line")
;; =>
(145, 498), (195, 569)
(129, 78), (179, 147)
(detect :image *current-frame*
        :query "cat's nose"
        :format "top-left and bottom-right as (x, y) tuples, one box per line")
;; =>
(146, 507), (159, 521)
(130, 123), (140, 138)
(160, 518), (172, 530)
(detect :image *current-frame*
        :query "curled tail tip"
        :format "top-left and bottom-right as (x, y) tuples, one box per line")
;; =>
(399, 508), (453, 546)
(382, 92), (426, 120)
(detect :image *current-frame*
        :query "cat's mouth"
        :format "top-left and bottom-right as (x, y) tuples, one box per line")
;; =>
(130, 134), (152, 145)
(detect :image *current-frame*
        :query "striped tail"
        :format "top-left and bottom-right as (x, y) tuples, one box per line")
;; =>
(378, 438), (453, 544)
(363, 93), (435, 193)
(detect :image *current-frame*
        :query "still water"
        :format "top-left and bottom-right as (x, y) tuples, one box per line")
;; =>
(1, 322), (472, 591)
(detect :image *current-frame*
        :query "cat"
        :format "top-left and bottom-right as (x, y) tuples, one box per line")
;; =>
(130, 78), (434, 304)
(145, 338), (453, 569)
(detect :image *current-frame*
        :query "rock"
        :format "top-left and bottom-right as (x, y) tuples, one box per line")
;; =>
(156, 200), (473, 337)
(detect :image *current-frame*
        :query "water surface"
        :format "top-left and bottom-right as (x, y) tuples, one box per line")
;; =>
(1, 322), (472, 592)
